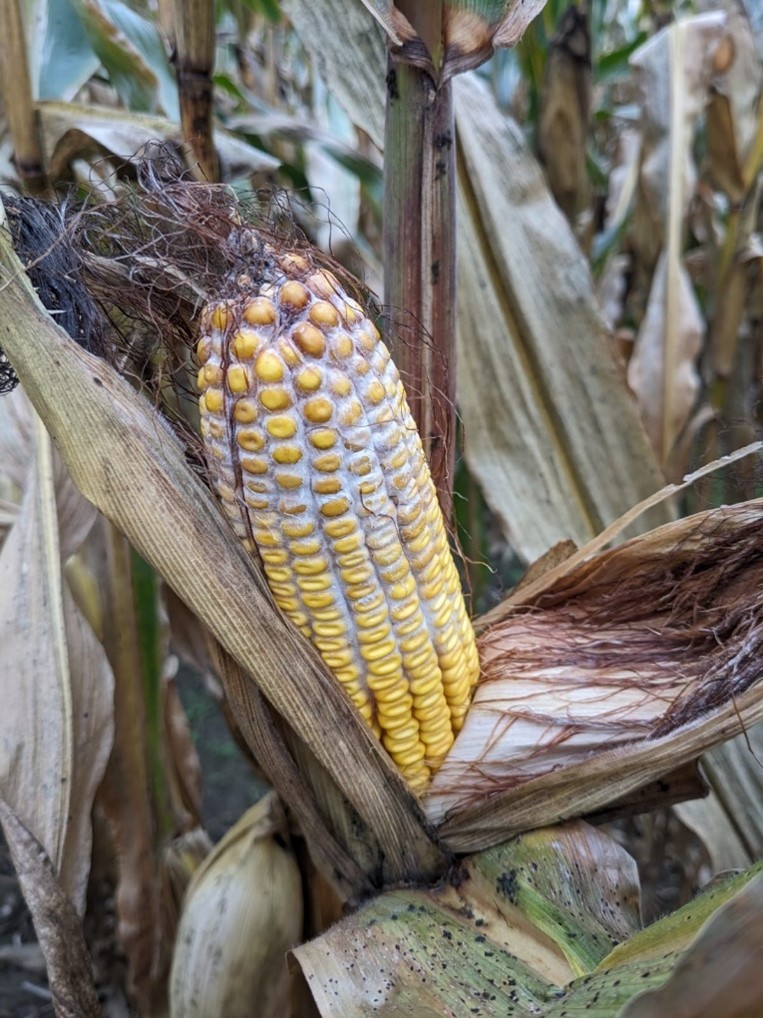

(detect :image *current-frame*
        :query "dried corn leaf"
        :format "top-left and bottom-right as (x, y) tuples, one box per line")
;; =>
(357, 0), (548, 80)
(428, 499), (763, 847)
(676, 724), (763, 871)
(627, 12), (727, 468)
(0, 198), (444, 887)
(455, 72), (670, 561)
(0, 390), (113, 913)
(293, 822), (638, 1015)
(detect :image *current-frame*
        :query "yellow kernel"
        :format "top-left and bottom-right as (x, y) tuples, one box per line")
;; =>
(280, 280), (310, 308)
(302, 592), (335, 609)
(389, 576), (417, 601)
(355, 607), (388, 630)
(227, 365), (249, 393)
(254, 351), (284, 383)
(324, 651), (355, 669)
(296, 367), (323, 391)
(339, 400), (363, 426)
(369, 654), (405, 677)
(280, 500), (308, 516)
(264, 567), (291, 584)
(313, 476), (342, 495)
(282, 520), (314, 538)
(292, 323), (326, 357)
(309, 300), (341, 328)
(314, 621), (347, 638)
(309, 429), (337, 450)
(231, 329), (260, 359)
(340, 566), (372, 586)
(304, 397), (333, 424)
(272, 445), (302, 465)
(266, 415), (297, 439)
(346, 582), (376, 600)
(333, 533), (361, 554)
(241, 456), (268, 475)
(377, 697), (415, 722)
(261, 549), (288, 565)
(278, 340), (299, 367)
(237, 429), (266, 451)
(245, 494), (270, 510)
(291, 538), (321, 555)
(357, 624), (392, 646)
(196, 338), (211, 363)
(202, 363), (222, 385)
(233, 399), (257, 424)
(298, 575), (332, 592)
(321, 497), (351, 518)
(333, 334), (353, 358)
(196, 367), (206, 389)
(355, 359), (371, 377)
(343, 299), (362, 324)
(357, 330), (376, 353)
(313, 453), (341, 472)
(330, 375), (352, 397)
(203, 389), (224, 413)
(275, 473), (302, 490)
(294, 556), (328, 576)
(324, 517), (356, 538)
(246, 479), (269, 494)
(259, 388), (292, 411)
(366, 380), (385, 404)
(381, 560), (410, 583)
(243, 298), (276, 326)
(312, 608), (342, 622)
(210, 305), (231, 331)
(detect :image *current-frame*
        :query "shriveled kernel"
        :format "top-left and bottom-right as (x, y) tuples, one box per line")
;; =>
(226, 365), (249, 393)
(280, 280), (309, 308)
(291, 538), (322, 555)
(308, 301), (341, 329)
(339, 400), (363, 426)
(293, 322), (326, 357)
(259, 388), (292, 411)
(333, 334), (353, 358)
(272, 445), (302, 465)
(233, 399), (258, 424)
(313, 453), (341, 472)
(196, 338), (211, 363)
(307, 271), (340, 300)
(309, 429), (337, 450)
(282, 519), (314, 538)
(278, 339), (299, 367)
(279, 252), (309, 274)
(280, 500), (308, 516)
(275, 472), (302, 490)
(254, 351), (284, 383)
(330, 375), (352, 398)
(304, 397), (333, 424)
(321, 498), (351, 518)
(232, 329), (259, 359)
(295, 367), (323, 391)
(243, 297), (276, 326)
(240, 456), (268, 474)
(202, 363), (222, 385)
(266, 415), (298, 439)
(237, 429), (266, 452)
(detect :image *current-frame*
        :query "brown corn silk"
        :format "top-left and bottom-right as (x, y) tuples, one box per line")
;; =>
(196, 239), (479, 792)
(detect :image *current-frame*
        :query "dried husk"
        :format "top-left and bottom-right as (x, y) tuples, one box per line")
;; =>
(427, 498), (763, 839)
(170, 792), (303, 1018)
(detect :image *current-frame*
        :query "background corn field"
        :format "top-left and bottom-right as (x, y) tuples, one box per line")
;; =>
(1, 0), (763, 1016)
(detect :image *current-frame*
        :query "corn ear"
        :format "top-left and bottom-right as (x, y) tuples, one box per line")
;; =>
(197, 242), (479, 792)
(169, 792), (302, 1018)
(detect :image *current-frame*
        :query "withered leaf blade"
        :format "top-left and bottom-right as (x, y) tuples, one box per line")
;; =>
(0, 391), (113, 914)
(0, 799), (101, 1018)
(455, 72), (670, 562)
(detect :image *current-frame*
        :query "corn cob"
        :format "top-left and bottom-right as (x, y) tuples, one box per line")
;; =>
(196, 243), (479, 792)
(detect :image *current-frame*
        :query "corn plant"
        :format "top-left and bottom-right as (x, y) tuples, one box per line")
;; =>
(1, 1), (762, 1016)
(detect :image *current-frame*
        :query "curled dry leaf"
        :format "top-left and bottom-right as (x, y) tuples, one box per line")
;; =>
(427, 499), (763, 836)
(0, 799), (101, 1018)
(358, 0), (549, 80)
(170, 792), (303, 1018)
(627, 12), (727, 468)
(0, 389), (113, 914)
